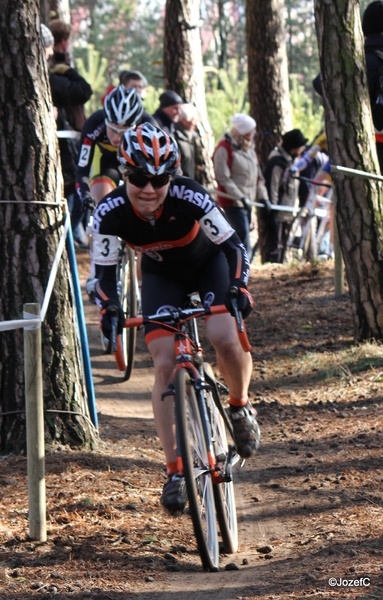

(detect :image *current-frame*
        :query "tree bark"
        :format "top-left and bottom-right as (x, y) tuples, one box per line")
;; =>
(315, 0), (383, 341)
(164, 0), (215, 186)
(246, 0), (292, 167)
(49, 0), (71, 23)
(0, 1), (97, 451)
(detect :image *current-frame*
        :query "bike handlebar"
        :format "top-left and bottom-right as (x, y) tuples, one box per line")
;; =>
(292, 174), (332, 188)
(122, 304), (252, 353)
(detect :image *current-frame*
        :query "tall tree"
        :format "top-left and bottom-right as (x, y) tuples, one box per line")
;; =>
(71, 0), (165, 87)
(314, 0), (383, 341)
(163, 0), (215, 186)
(50, 0), (70, 21)
(246, 0), (292, 166)
(285, 0), (320, 97)
(201, 0), (247, 75)
(0, 0), (96, 451)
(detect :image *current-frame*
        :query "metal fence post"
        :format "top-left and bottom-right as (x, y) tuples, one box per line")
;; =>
(23, 303), (46, 542)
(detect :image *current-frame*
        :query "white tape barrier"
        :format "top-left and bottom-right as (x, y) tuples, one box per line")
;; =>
(207, 188), (298, 213)
(0, 318), (41, 332)
(40, 212), (71, 321)
(332, 165), (383, 182)
(56, 130), (81, 139)
(0, 212), (71, 332)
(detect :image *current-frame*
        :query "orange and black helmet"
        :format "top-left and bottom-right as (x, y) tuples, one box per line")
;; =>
(118, 123), (181, 176)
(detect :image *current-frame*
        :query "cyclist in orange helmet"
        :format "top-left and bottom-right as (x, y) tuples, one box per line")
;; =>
(93, 123), (260, 514)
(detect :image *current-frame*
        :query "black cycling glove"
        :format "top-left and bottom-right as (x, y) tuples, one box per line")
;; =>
(100, 304), (125, 340)
(225, 285), (254, 320)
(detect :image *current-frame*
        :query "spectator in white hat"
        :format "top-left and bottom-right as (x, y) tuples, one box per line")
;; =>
(213, 113), (269, 256)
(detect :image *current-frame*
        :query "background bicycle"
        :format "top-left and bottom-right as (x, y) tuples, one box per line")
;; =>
(100, 241), (140, 382)
(284, 175), (333, 263)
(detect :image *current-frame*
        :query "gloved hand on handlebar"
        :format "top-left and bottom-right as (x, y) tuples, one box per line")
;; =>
(100, 303), (125, 340)
(81, 191), (97, 213)
(225, 285), (254, 320)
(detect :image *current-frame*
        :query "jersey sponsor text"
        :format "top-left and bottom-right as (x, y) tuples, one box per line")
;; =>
(169, 184), (214, 213)
(93, 196), (126, 232)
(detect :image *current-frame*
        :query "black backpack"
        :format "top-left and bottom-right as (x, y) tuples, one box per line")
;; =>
(372, 50), (383, 132)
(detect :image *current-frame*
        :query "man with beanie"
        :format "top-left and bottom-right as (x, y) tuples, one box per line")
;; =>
(40, 23), (55, 59)
(261, 129), (308, 263)
(213, 113), (269, 256)
(152, 90), (183, 135)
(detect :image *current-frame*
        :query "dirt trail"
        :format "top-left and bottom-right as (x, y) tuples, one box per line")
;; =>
(1, 253), (382, 599)
(79, 253), (383, 599)
(80, 254), (270, 597)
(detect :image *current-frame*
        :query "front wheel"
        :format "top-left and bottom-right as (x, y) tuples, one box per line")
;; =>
(204, 363), (238, 554)
(119, 245), (137, 381)
(174, 368), (219, 571)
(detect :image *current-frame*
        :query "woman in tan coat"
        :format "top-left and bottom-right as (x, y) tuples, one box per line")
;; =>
(213, 113), (269, 255)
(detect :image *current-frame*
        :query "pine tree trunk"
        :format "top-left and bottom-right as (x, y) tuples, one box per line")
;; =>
(164, 0), (215, 186)
(246, 0), (292, 167)
(315, 0), (383, 341)
(49, 0), (71, 23)
(0, 1), (97, 451)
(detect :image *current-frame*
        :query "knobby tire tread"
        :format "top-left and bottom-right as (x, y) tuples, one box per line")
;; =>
(120, 245), (137, 381)
(174, 368), (219, 571)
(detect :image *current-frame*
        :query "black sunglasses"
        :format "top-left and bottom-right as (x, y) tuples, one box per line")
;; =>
(127, 173), (171, 189)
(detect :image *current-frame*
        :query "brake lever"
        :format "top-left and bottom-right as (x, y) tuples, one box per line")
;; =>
(229, 286), (244, 333)
(108, 306), (118, 353)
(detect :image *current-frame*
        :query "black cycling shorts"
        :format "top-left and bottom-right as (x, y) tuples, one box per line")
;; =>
(141, 250), (230, 343)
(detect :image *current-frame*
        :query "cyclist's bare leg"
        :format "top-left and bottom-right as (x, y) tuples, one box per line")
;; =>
(207, 312), (259, 457)
(147, 336), (177, 464)
(90, 180), (116, 205)
(206, 313), (252, 401)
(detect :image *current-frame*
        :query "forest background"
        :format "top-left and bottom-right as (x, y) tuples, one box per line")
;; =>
(68, 0), (370, 143)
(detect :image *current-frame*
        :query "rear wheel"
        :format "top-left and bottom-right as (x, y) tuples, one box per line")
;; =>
(119, 245), (137, 381)
(284, 212), (317, 264)
(175, 368), (219, 571)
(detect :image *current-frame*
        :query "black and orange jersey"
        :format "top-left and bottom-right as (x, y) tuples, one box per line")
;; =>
(92, 176), (250, 308)
(75, 109), (116, 200)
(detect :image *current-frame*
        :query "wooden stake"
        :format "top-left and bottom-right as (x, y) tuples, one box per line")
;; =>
(24, 303), (46, 542)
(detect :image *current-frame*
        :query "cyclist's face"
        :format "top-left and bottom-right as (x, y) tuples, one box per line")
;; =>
(126, 176), (170, 217)
(105, 122), (130, 147)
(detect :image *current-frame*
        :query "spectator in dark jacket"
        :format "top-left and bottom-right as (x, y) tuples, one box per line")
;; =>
(313, 1), (383, 173)
(46, 21), (93, 235)
(363, 0), (383, 172)
(152, 91), (183, 135)
(262, 129), (307, 263)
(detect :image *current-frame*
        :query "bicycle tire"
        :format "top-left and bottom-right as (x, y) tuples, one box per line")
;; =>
(203, 363), (238, 554)
(174, 368), (219, 571)
(119, 245), (137, 381)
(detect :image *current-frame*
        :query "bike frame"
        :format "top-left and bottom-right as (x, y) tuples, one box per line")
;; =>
(120, 302), (250, 481)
